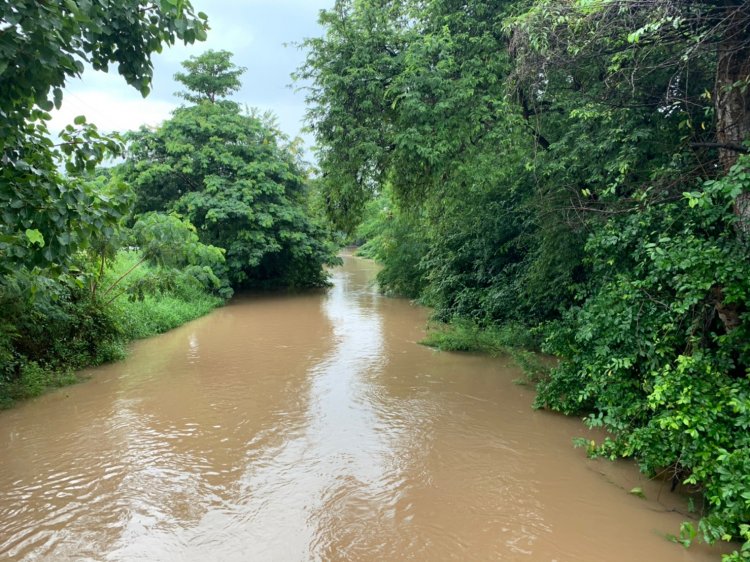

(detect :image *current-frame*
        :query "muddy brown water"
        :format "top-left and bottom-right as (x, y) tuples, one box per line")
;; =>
(0, 255), (731, 561)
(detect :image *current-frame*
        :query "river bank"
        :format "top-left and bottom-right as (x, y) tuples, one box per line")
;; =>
(0, 251), (224, 409)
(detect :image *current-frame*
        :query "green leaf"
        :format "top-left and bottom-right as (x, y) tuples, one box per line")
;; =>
(628, 487), (646, 499)
(25, 229), (45, 247)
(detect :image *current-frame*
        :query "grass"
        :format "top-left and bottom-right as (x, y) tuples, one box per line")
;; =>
(0, 362), (79, 409)
(421, 318), (551, 385)
(421, 318), (538, 354)
(104, 250), (223, 340)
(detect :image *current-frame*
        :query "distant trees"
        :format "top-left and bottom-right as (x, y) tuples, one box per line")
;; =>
(124, 50), (339, 288)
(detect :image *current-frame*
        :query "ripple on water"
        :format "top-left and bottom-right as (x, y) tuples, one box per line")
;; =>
(0, 255), (735, 561)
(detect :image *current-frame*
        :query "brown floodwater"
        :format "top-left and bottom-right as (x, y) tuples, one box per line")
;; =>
(0, 255), (731, 561)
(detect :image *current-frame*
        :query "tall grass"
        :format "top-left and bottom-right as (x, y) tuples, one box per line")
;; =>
(105, 251), (223, 340)
(421, 319), (550, 385)
(421, 318), (538, 354)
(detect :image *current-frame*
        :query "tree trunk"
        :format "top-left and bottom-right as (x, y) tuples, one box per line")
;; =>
(714, 3), (750, 226)
(712, 3), (750, 332)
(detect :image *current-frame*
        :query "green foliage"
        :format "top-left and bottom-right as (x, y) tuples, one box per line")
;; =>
(0, 125), (129, 278)
(0, 0), (208, 280)
(0, 0), (207, 117)
(0, 0), (216, 408)
(421, 318), (545, 386)
(354, 190), (428, 298)
(304, 0), (750, 557)
(104, 251), (224, 340)
(539, 160), (750, 555)
(0, 250), (223, 409)
(422, 319), (538, 355)
(300, 0), (586, 324)
(0, 361), (78, 409)
(126, 51), (339, 289)
(0, 267), (124, 407)
(299, 0), (515, 230)
(174, 49), (246, 103)
(131, 212), (231, 297)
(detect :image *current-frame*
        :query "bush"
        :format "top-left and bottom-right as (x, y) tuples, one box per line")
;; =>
(538, 163), (750, 554)
(103, 250), (224, 340)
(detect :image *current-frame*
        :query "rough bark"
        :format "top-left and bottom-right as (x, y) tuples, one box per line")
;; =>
(714, 3), (750, 228)
(715, 31), (750, 171)
(712, 3), (750, 331)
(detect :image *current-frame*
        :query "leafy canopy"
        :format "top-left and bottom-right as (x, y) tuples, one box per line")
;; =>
(0, 0), (219, 404)
(125, 50), (339, 289)
(0, 0), (209, 279)
(174, 49), (246, 104)
(302, 0), (750, 558)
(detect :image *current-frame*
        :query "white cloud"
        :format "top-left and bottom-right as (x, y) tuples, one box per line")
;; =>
(49, 90), (177, 135)
(45, 0), (335, 158)
(157, 27), (256, 65)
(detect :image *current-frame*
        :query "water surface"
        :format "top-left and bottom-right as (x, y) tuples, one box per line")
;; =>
(0, 255), (727, 560)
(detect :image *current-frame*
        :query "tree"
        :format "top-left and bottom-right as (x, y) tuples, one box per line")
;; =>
(303, 1), (750, 558)
(0, 0), (211, 403)
(298, 0), (578, 321)
(507, 0), (750, 219)
(125, 50), (339, 289)
(504, 2), (750, 556)
(174, 49), (246, 103)
(97, 212), (230, 305)
(297, 0), (519, 229)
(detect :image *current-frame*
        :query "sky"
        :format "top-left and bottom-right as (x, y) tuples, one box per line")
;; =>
(49, 0), (335, 156)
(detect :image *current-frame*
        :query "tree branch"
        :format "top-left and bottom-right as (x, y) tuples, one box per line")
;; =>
(690, 142), (749, 153)
(99, 255), (147, 301)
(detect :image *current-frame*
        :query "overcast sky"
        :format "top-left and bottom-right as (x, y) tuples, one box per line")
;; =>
(50, 0), (335, 156)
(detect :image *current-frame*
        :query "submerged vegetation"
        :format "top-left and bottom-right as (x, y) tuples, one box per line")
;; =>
(300, 0), (750, 558)
(0, 4), (337, 407)
(421, 319), (539, 356)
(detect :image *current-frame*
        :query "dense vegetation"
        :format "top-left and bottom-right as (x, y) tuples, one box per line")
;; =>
(0, 4), (337, 407)
(124, 50), (339, 289)
(300, 0), (750, 558)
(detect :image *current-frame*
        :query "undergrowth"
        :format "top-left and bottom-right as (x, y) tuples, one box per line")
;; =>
(420, 319), (549, 385)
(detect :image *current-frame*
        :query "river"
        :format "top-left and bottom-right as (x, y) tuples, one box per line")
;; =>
(0, 255), (729, 561)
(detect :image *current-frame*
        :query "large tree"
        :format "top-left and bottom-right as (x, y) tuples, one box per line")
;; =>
(125, 50), (339, 289)
(298, 0), (582, 321)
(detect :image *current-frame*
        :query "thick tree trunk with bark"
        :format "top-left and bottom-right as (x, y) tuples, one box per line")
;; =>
(714, 3), (750, 228)
(712, 2), (750, 332)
